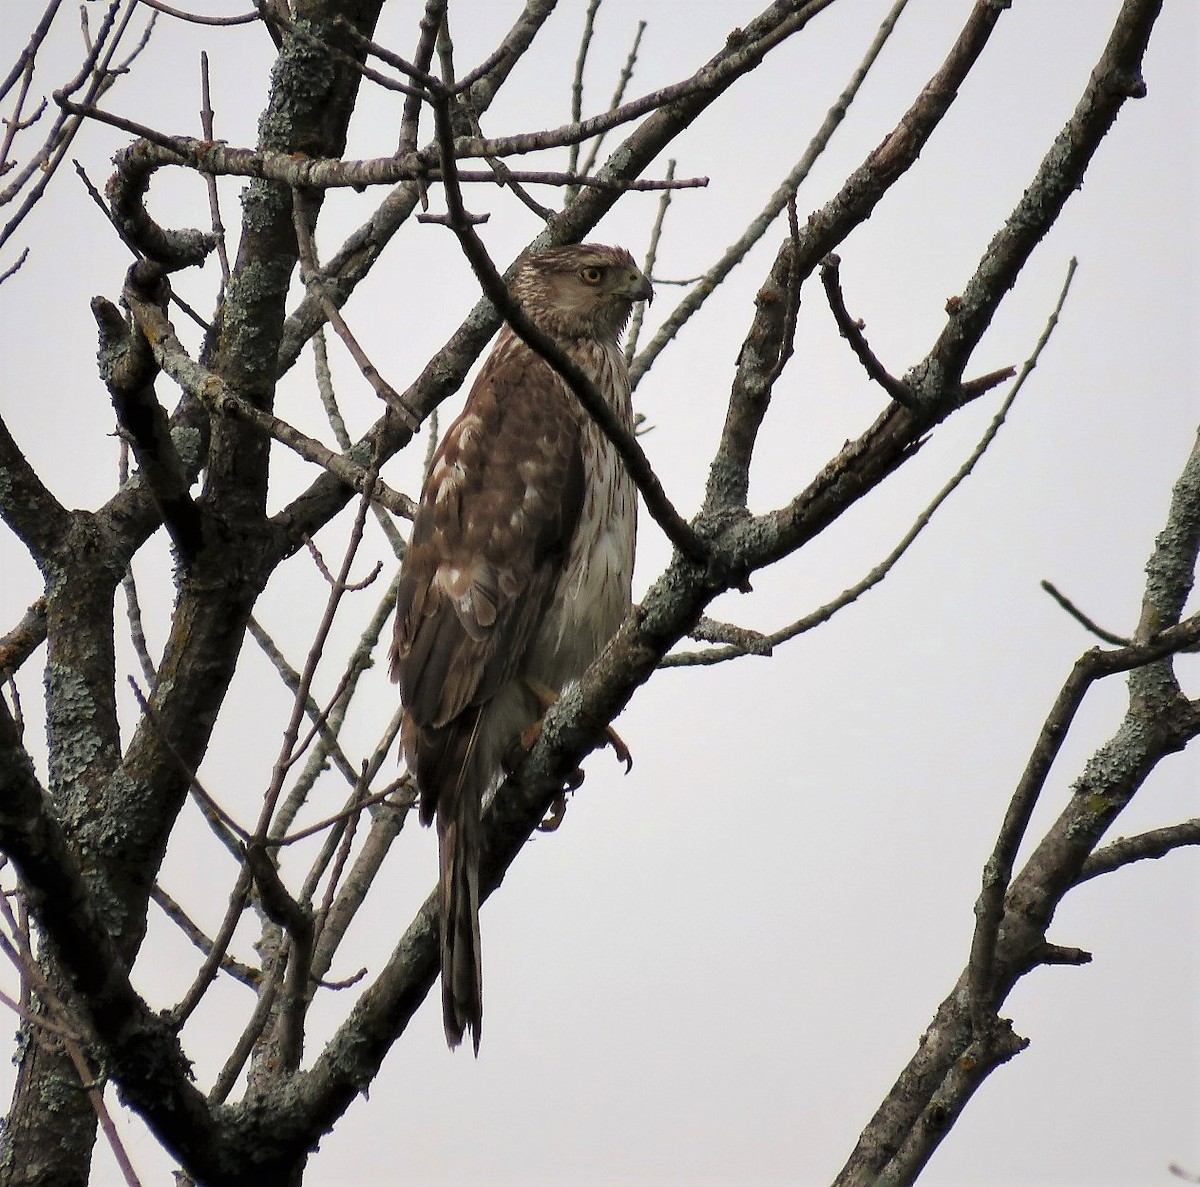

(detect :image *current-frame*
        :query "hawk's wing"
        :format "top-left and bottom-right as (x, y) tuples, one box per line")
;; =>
(392, 340), (585, 748)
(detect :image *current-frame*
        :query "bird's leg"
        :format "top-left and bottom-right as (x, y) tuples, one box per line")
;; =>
(518, 677), (633, 772)
(505, 677), (632, 831)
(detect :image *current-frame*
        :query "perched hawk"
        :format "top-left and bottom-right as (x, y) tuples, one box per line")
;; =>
(391, 244), (651, 1052)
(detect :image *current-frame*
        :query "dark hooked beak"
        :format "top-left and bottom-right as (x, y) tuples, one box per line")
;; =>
(627, 270), (653, 304)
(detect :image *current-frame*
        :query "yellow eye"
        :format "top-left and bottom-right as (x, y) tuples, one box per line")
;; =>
(579, 266), (604, 285)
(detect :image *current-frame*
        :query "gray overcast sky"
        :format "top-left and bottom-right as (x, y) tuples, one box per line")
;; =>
(1, 2), (1197, 1184)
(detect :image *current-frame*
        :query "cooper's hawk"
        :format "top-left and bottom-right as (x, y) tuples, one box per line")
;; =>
(391, 244), (651, 1052)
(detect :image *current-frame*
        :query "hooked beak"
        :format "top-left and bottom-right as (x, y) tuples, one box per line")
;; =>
(626, 269), (653, 304)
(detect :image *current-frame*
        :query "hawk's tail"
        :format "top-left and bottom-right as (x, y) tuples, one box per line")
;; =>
(405, 710), (485, 1053)
(437, 761), (483, 1054)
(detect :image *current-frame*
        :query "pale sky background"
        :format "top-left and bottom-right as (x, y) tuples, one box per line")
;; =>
(1, 2), (1198, 1185)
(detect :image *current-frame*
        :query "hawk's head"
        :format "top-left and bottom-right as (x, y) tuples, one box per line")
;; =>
(514, 244), (652, 343)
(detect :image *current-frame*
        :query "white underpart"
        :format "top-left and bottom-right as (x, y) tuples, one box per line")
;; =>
(531, 338), (636, 690)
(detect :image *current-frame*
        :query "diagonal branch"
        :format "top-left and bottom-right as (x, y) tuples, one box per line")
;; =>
(0, 411), (72, 565)
(123, 282), (415, 519)
(911, 0), (1163, 400)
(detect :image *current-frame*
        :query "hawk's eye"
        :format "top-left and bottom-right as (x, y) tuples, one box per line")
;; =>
(579, 266), (604, 285)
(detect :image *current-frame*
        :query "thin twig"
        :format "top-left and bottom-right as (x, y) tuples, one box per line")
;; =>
(75, 161), (211, 330)
(122, 571), (157, 684)
(1040, 579), (1130, 646)
(630, 0), (911, 388)
(135, 0), (258, 25)
(625, 157), (673, 364)
(169, 868), (253, 1028)
(150, 884), (259, 987)
(123, 286), (415, 516)
(207, 964), (278, 1103)
(576, 18), (646, 184)
(127, 678), (248, 851)
(247, 616), (360, 787)
(199, 52), (231, 294)
(254, 449), (382, 843)
(0, 248), (31, 285)
(565, 0), (602, 199)
(267, 577), (401, 839)
(820, 252), (913, 406)
(397, 0), (444, 152)
(671, 256), (1078, 667)
(291, 187), (421, 431)
(275, 781), (411, 847)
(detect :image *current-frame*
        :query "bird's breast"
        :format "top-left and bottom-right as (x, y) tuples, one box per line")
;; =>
(528, 346), (636, 691)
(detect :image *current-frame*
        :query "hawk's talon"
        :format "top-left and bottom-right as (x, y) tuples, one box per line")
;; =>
(606, 725), (633, 773)
(523, 676), (634, 773)
(537, 794), (568, 832)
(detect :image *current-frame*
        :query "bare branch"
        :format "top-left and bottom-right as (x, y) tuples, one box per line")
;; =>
(2, 0), (151, 256)
(0, 0), (63, 105)
(574, 17), (647, 195)
(1040, 579), (1131, 646)
(0, 409), (73, 564)
(676, 256), (1079, 666)
(123, 282), (415, 518)
(912, 3), (1161, 401)
(398, 0), (445, 152)
(819, 253), (912, 405)
(150, 884), (259, 988)
(134, 0), (258, 26)
(1077, 819), (1200, 883)
(625, 157), (673, 363)
(169, 869), (253, 1029)
(199, 51), (231, 294)
(127, 678), (249, 854)
(566, 0), (602, 187)
(0, 695), (224, 1170)
(0, 598), (47, 682)
(247, 616), (360, 788)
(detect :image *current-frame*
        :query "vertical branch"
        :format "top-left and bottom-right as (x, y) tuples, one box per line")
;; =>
(575, 18), (646, 182)
(199, 52), (231, 295)
(564, 0), (602, 200)
(625, 157), (673, 364)
(396, 0), (443, 154)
